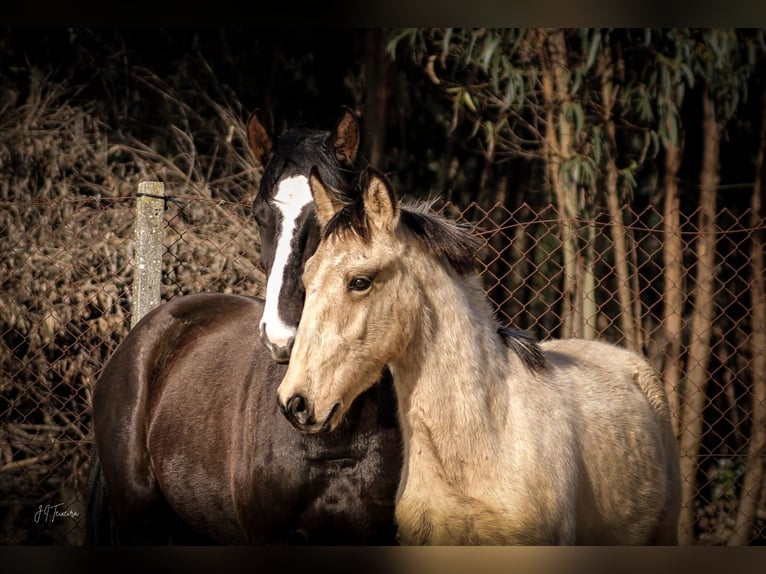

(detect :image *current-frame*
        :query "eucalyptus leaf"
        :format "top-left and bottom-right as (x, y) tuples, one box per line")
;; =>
(585, 29), (602, 72)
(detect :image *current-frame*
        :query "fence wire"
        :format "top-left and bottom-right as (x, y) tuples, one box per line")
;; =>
(1, 195), (764, 545)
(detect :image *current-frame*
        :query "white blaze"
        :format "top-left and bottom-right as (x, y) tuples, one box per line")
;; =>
(260, 175), (313, 348)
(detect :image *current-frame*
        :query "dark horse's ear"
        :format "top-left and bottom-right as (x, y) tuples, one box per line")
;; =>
(362, 168), (399, 233)
(309, 166), (344, 227)
(246, 109), (273, 167)
(327, 106), (359, 166)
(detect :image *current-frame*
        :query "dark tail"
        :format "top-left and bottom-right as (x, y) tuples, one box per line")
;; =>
(84, 443), (119, 545)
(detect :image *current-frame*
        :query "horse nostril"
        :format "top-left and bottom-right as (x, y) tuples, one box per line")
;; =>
(287, 394), (311, 426)
(288, 395), (304, 412)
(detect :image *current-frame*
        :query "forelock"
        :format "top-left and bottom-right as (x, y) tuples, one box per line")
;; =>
(257, 128), (357, 201)
(321, 196), (371, 242)
(322, 196), (483, 275)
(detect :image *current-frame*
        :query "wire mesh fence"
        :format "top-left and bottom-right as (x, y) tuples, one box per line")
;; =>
(1, 192), (764, 545)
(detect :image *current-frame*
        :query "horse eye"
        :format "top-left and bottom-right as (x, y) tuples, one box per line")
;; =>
(348, 276), (372, 292)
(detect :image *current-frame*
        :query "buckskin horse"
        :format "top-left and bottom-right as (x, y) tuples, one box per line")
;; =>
(277, 167), (682, 545)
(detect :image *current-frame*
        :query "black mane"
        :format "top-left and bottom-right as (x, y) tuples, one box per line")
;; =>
(399, 203), (483, 275)
(323, 194), (483, 276)
(257, 128), (358, 201)
(497, 327), (549, 373)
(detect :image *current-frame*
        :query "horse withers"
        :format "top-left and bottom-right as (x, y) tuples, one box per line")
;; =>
(276, 167), (682, 545)
(85, 110), (402, 545)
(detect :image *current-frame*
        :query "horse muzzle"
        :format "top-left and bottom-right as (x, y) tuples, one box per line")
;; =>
(260, 322), (295, 363)
(278, 394), (339, 434)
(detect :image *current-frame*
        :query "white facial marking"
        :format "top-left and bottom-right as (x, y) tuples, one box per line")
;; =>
(260, 175), (313, 348)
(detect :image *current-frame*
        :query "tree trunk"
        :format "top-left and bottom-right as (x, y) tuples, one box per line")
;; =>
(599, 44), (638, 350)
(661, 141), (685, 440)
(509, 204), (531, 327)
(728, 90), (766, 546)
(678, 85), (721, 545)
(582, 223), (597, 340)
(604, 172), (637, 348)
(362, 29), (390, 170)
(538, 28), (581, 338)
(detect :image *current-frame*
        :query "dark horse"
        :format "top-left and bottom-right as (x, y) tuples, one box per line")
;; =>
(85, 108), (402, 545)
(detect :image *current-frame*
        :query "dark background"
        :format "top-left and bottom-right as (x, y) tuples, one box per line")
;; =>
(2, 26), (764, 214)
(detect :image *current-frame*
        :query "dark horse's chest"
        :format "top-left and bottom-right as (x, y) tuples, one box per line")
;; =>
(240, 370), (402, 544)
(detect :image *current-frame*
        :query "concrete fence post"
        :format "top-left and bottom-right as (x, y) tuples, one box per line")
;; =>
(131, 181), (165, 328)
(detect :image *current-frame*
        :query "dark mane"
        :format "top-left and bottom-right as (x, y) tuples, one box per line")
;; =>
(497, 327), (549, 372)
(257, 128), (358, 201)
(323, 195), (483, 276)
(399, 201), (483, 275)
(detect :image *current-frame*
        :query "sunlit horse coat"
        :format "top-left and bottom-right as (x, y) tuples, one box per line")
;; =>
(277, 168), (682, 545)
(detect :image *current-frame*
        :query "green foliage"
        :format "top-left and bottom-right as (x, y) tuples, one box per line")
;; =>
(693, 29), (761, 123)
(562, 101), (585, 135)
(709, 457), (747, 502)
(386, 28), (425, 62)
(388, 27), (766, 207)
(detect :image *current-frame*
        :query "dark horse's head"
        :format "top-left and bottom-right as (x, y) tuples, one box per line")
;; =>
(247, 108), (360, 363)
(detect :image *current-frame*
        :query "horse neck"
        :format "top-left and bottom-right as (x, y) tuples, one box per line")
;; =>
(389, 252), (513, 469)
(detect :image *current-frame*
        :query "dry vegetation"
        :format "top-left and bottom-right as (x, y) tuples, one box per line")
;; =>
(1, 61), (763, 546)
(0, 68), (265, 544)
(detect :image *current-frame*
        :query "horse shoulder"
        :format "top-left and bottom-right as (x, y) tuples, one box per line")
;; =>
(396, 380), (578, 545)
(143, 296), (272, 526)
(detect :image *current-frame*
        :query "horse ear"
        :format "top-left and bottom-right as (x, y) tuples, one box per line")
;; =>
(309, 166), (344, 226)
(363, 168), (398, 232)
(246, 109), (273, 167)
(328, 106), (359, 165)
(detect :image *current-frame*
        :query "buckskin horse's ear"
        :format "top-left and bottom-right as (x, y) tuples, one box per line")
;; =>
(363, 168), (399, 232)
(309, 166), (344, 226)
(328, 106), (359, 165)
(246, 109), (273, 167)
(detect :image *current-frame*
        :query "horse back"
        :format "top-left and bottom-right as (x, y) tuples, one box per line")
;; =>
(538, 338), (681, 544)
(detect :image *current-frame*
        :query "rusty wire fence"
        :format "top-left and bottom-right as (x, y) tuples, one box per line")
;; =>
(1, 193), (765, 545)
